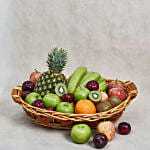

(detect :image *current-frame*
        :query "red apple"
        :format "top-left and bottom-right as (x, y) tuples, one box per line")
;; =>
(108, 87), (126, 101)
(107, 82), (122, 91)
(30, 69), (41, 84)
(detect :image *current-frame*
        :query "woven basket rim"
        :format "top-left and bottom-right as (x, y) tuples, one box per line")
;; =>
(11, 79), (138, 121)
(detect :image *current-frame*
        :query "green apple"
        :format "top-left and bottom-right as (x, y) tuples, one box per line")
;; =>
(74, 87), (89, 102)
(71, 124), (91, 144)
(25, 92), (42, 105)
(43, 93), (61, 108)
(56, 102), (74, 113)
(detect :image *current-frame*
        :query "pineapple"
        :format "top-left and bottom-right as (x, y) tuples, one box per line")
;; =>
(34, 48), (67, 97)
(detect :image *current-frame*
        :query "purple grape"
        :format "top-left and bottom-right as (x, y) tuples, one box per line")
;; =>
(46, 107), (55, 111)
(87, 80), (99, 91)
(22, 81), (34, 92)
(32, 99), (45, 109)
(62, 93), (74, 103)
(21, 90), (31, 100)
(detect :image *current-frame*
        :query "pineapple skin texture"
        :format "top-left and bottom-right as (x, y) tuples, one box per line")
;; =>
(34, 71), (67, 97)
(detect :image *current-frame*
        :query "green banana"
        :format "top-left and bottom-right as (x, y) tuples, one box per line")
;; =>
(98, 81), (108, 92)
(67, 67), (87, 93)
(67, 75), (72, 85)
(97, 76), (106, 84)
(79, 72), (101, 87)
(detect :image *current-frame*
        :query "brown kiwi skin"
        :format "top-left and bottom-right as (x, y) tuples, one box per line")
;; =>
(108, 96), (121, 107)
(96, 101), (112, 112)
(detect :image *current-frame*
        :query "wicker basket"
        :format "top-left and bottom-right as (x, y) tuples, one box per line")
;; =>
(11, 79), (138, 129)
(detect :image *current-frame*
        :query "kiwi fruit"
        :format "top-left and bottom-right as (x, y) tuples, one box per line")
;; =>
(55, 83), (68, 97)
(89, 91), (102, 104)
(96, 101), (112, 112)
(108, 96), (121, 107)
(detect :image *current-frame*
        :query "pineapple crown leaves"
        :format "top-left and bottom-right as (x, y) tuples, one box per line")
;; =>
(47, 47), (67, 72)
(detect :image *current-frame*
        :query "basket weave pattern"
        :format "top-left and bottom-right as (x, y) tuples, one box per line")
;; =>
(11, 79), (138, 129)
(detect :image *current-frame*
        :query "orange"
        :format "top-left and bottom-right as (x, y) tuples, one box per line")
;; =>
(75, 100), (96, 114)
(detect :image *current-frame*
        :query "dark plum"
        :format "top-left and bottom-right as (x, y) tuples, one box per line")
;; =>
(22, 81), (34, 92)
(21, 90), (31, 100)
(118, 122), (131, 135)
(86, 80), (99, 91)
(32, 99), (45, 109)
(62, 93), (74, 103)
(93, 133), (108, 148)
(46, 107), (55, 111)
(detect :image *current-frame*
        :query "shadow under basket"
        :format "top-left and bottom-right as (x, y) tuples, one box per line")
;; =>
(11, 79), (138, 130)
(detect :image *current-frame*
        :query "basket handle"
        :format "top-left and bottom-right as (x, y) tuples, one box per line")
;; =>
(11, 86), (23, 104)
(125, 81), (138, 99)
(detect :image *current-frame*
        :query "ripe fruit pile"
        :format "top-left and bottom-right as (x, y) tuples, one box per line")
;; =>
(20, 48), (132, 148)
(21, 48), (127, 114)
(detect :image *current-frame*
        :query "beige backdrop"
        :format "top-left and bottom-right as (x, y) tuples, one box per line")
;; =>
(0, 0), (150, 150)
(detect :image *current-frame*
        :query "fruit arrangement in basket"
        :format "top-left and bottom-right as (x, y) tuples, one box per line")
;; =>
(11, 48), (138, 148)
(21, 48), (128, 113)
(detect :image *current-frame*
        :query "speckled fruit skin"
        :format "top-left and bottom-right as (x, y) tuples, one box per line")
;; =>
(118, 122), (131, 135)
(109, 87), (126, 101)
(96, 121), (115, 141)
